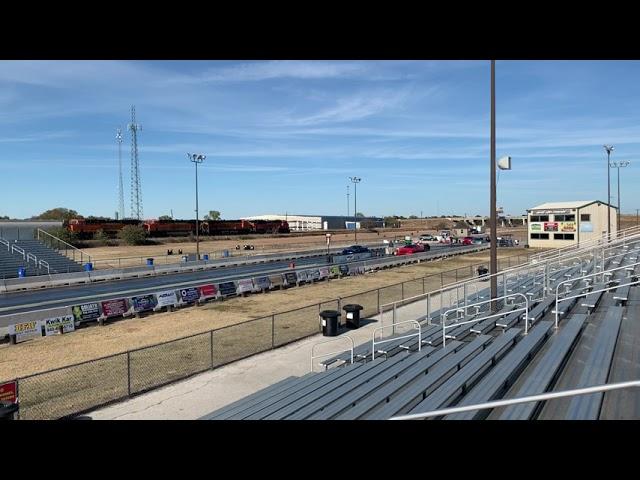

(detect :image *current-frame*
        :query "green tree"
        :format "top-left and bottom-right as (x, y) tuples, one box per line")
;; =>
(355, 212), (365, 218)
(94, 229), (110, 246)
(204, 210), (221, 220)
(118, 225), (147, 245)
(409, 215), (419, 219)
(46, 227), (79, 245)
(158, 215), (173, 220)
(33, 208), (81, 221)
(384, 216), (400, 228)
(0, 215), (9, 220)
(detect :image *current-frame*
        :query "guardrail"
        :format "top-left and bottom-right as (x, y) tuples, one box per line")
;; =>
(11, 245), (25, 260)
(310, 336), (354, 372)
(0, 238), (8, 251)
(37, 228), (92, 265)
(388, 380), (640, 420)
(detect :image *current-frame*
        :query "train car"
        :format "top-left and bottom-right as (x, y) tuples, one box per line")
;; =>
(204, 220), (253, 235)
(66, 218), (141, 238)
(251, 220), (290, 234)
(143, 219), (195, 237)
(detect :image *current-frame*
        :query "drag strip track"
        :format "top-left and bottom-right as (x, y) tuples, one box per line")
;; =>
(0, 244), (482, 321)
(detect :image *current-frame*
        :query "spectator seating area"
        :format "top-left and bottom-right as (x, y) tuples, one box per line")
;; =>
(203, 228), (640, 420)
(0, 238), (84, 278)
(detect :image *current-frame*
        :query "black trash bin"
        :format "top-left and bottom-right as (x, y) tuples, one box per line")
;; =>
(0, 401), (19, 420)
(477, 266), (489, 281)
(343, 304), (364, 329)
(319, 310), (340, 337)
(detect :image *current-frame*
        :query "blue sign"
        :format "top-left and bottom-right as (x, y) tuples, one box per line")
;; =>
(218, 281), (237, 296)
(132, 294), (157, 312)
(339, 264), (349, 275)
(580, 222), (593, 233)
(179, 287), (200, 303)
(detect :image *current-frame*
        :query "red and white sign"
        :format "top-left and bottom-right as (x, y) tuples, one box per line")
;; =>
(544, 222), (559, 232)
(237, 278), (254, 294)
(0, 380), (17, 404)
(199, 284), (218, 299)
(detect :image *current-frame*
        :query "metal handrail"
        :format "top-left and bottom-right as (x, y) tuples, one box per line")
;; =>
(11, 244), (25, 259)
(441, 293), (530, 348)
(389, 379), (640, 420)
(372, 320), (421, 361)
(38, 259), (50, 274)
(0, 237), (9, 251)
(310, 336), (355, 372)
(37, 228), (92, 264)
(554, 277), (640, 329)
(26, 252), (38, 265)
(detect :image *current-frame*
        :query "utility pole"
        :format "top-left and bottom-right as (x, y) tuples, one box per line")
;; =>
(349, 177), (361, 243)
(188, 153), (206, 259)
(116, 128), (125, 220)
(490, 60), (498, 310)
(604, 145), (614, 241)
(609, 160), (630, 233)
(347, 185), (350, 218)
(129, 106), (143, 220)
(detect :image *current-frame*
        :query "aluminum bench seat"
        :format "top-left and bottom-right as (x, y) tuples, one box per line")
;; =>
(308, 341), (465, 420)
(445, 321), (555, 420)
(493, 314), (587, 420)
(371, 329), (521, 420)
(335, 335), (494, 420)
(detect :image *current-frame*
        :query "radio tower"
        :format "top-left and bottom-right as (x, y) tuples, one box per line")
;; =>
(128, 105), (143, 220)
(116, 128), (125, 219)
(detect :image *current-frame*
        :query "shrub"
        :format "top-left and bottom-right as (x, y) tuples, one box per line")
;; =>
(93, 229), (110, 246)
(46, 227), (79, 246)
(118, 225), (148, 245)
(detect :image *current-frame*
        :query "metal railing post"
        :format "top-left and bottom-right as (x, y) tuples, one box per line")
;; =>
(271, 314), (275, 347)
(210, 330), (214, 368)
(127, 351), (131, 396)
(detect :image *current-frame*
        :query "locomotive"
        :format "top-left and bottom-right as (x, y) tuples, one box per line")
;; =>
(65, 218), (290, 239)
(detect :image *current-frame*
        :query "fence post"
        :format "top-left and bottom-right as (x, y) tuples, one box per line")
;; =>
(401, 282), (405, 300)
(271, 314), (275, 347)
(127, 351), (131, 397)
(441, 272), (444, 288)
(377, 288), (380, 312)
(210, 330), (214, 369)
(455, 268), (458, 282)
(422, 276), (425, 294)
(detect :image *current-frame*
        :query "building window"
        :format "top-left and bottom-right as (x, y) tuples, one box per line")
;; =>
(530, 233), (550, 240)
(554, 214), (575, 222)
(554, 233), (575, 240)
(530, 215), (549, 222)
(581, 214), (590, 221)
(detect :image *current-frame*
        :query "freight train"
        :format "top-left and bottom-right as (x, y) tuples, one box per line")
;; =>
(66, 218), (290, 239)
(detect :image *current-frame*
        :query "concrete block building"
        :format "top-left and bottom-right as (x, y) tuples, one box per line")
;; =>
(527, 200), (617, 248)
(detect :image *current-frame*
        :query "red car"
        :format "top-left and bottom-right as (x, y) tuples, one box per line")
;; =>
(396, 243), (429, 255)
(462, 237), (474, 246)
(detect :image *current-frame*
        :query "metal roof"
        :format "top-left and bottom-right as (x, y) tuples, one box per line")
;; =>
(528, 200), (614, 211)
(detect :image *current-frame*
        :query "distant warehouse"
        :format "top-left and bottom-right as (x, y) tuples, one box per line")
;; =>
(241, 214), (385, 232)
(527, 200), (617, 248)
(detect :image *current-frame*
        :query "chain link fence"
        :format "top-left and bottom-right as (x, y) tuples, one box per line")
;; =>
(8, 251), (530, 419)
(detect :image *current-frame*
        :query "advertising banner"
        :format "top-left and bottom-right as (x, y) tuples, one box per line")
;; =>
(132, 294), (157, 312)
(283, 272), (298, 286)
(9, 320), (42, 343)
(101, 298), (128, 317)
(339, 264), (349, 275)
(329, 266), (340, 276)
(218, 281), (237, 296)
(309, 269), (321, 281)
(72, 302), (101, 324)
(269, 274), (284, 287)
(179, 287), (199, 304)
(530, 223), (542, 232)
(43, 315), (75, 336)
(237, 278), (254, 294)
(199, 284), (218, 299)
(544, 222), (559, 232)
(560, 222), (576, 232)
(254, 276), (271, 290)
(296, 270), (308, 282)
(156, 290), (178, 307)
(318, 267), (329, 278)
(0, 380), (17, 404)
(580, 222), (594, 233)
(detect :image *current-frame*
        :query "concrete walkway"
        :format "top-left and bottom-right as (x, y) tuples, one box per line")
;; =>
(89, 286), (464, 420)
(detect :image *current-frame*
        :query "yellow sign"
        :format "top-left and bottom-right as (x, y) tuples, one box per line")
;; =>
(560, 222), (576, 232)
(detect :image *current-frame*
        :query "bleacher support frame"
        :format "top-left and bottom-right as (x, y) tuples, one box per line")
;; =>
(310, 336), (355, 372)
(371, 320), (421, 360)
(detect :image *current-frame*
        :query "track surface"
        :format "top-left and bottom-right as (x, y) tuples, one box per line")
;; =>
(0, 244), (476, 321)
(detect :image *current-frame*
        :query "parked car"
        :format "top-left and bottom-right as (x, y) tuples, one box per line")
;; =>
(396, 243), (429, 255)
(341, 245), (371, 255)
(419, 234), (435, 241)
(462, 236), (474, 246)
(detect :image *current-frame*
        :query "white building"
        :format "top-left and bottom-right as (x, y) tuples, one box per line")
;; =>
(242, 214), (322, 232)
(527, 200), (617, 248)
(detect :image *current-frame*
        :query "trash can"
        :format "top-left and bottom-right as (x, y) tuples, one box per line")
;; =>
(84, 263), (93, 272)
(0, 401), (19, 420)
(203, 254), (209, 261)
(343, 304), (364, 329)
(477, 266), (489, 281)
(146, 258), (154, 266)
(17, 267), (26, 278)
(222, 250), (229, 258)
(319, 310), (340, 337)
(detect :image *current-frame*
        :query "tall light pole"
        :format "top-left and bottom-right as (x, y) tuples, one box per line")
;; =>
(490, 60), (497, 309)
(188, 153), (206, 259)
(349, 177), (361, 243)
(604, 145), (614, 240)
(609, 160), (630, 232)
(347, 185), (350, 218)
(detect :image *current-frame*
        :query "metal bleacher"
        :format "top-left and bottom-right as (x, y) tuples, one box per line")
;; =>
(0, 237), (84, 278)
(203, 227), (640, 420)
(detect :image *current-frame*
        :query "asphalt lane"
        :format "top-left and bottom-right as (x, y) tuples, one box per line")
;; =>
(0, 244), (474, 317)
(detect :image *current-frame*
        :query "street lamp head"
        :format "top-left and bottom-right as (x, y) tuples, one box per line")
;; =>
(604, 145), (615, 154)
(188, 153), (206, 163)
(349, 176), (362, 184)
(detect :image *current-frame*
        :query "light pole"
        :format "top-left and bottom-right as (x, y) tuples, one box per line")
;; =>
(347, 185), (350, 218)
(188, 153), (206, 260)
(349, 177), (361, 243)
(490, 60), (497, 309)
(604, 145), (614, 240)
(609, 160), (630, 232)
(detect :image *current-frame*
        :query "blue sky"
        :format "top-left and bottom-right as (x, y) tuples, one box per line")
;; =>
(1, 60), (640, 219)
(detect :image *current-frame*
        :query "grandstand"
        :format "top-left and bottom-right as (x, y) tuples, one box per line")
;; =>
(203, 226), (640, 420)
(0, 237), (84, 278)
